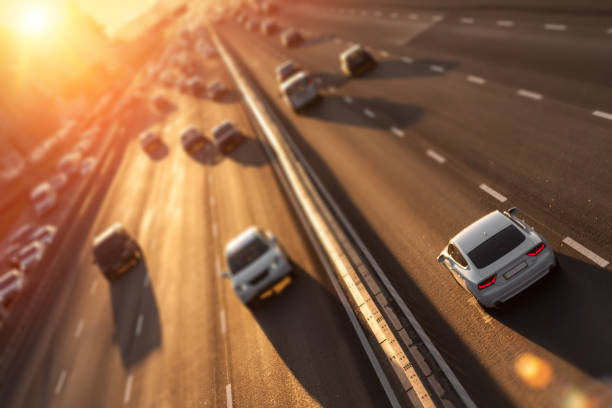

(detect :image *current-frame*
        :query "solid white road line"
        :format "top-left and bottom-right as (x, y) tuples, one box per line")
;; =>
(54, 370), (67, 395)
(607, 27), (612, 34)
(226, 384), (233, 408)
(460, 17), (475, 24)
(497, 20), (515, 27)
(208, 173), (213, 185)
(363, 108), (376, 118)
(544, 23), (567, 31)
(212, 223), (218, 238)
(390, 127), (404, 137)
(215, 258), (222, 275)
(90, 280), (98, 295)
(563, 237), (609, 268)
(220, 309), (227, 334)
(135, 314), (144, 337)
(426, 149), (446, 164)
(409, 14), (419, 20)
(430, 65), (445, 73)
(401, 56), (414, 64)
(593, 110), (612, 121)
(123, 374), (134, 404)
(479, 184), (508, 202)
(379, 50), (390, 57)
(74, 319), (84, 339)
(467, 75), (486, 84)
(344, 96), (353, 104)
(517, 89), (543, 100)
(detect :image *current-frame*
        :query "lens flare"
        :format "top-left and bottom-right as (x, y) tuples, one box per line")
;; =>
(514, 352), (553, 389)
(18, 4), (51, 36)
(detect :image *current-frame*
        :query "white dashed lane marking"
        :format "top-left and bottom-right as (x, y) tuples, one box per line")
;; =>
(433, 15), (444, 22)
(215, 258), (222, 275)
(401, 56), (414, 64)
(123, 374), (134, 404)
(74, 319), (84, 339)
(210, 196), (215, 207)
(226, 384), (233, 408)
(479, 184), (508, 202)
(390, 12), (399, 19)
(390, 127), (404, 137)
(517, 89), (543, 100)
(220, 309), (227, 334)
(344, 96), (353, 104)
(593, 110), (612, 121)
(562, 237), (609, 268)
(212, 223), (218, 238)
(363, 108), (376, 118)
(135, 314), (144, 337)
(544, 23), (567, 31)
(426, 149), (446, 164)
(409, 14), (419, 20)
(430, 65), (445, 73)
(467, 75), (486, 85)
(55, 370), (67, 395)
(379, 50), (390, 58)
(90, 280), (98, 295)
(497, 20), (515, 27)
(460, 17), (475, 24)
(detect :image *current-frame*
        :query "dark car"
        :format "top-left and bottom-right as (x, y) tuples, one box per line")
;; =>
(93, 223), (141, 281)
(280, 28), (303, 48)
(340, 45), (376, 77)
(212, 121), (245, 155)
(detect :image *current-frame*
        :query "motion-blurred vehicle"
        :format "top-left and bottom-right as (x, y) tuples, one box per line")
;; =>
(0, 269), (25, 307)
(245, 19), (258, 32)
(160, 71), (176, 87)
(437, 208), (557, 309)
(340, 45), (376, 77)
(93, 223), (141, 281)
(74, 139), (93, 155)
(30, 182), (57, 216)
(57, 152), (82, 176)
(275, 60), (302, 84)
(152, 95), (173, 114)
(180, 126), (211, 154)
(212, 121), (245, 155)
(261, 1), (278, 14)
(30, 225), (57, 246)
(49, 173), (68, 191)
(10, 241), (45, 273)
(80, 157), (97, 175)
(201, 45), (218, 59)
(207, 80), (228, 101)
(261, 19), (279, 35)
(139, 131), (163, 155)
(222, 227), (292, 306)
(281, 71), (320, 112)
(187, 76), (206, 97)
(8, 224), (34, 245)
(280, 28), (303, 48)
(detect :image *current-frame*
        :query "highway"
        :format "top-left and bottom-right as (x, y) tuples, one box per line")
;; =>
(215, 3), (612, 407)
(0, 28), (389, 407)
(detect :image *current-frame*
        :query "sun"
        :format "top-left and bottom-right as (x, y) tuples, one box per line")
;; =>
(18, 4), (51, 36)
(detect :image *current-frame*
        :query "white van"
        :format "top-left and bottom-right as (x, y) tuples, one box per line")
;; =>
(30, 182), (57, 216)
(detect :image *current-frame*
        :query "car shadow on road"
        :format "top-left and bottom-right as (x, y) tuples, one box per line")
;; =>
(213, 89), (243, 104)
(298, 33), (337, 48)
(249, 262), (391, 407)
(302, 95), (424, 130)
(189, 137), (270, 167)
(263, 99), (514, 408)
(109, 255), (162, 369)
(147, 142), (170, 161)
(488, 252), (612, 381)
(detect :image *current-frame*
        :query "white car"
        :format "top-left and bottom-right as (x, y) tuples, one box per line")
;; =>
(30, 225), (57, 246)
(139, 131), (163, 154)
(0, 269), (25, 307)
(80, 157), (97, 175)
(281, 72), (320, 112)
(12, 241), (45, 273)
(180, 126), (211, 154)
(437, 208), (557, 309)
(49, 173), (68, 190)
(57, 152), (82, 176)
(223, 227), (293, 306)
(275, 60), (301, 84)
(30, 182), (57, 216)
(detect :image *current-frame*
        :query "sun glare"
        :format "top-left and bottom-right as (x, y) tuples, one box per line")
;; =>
(18, 4), (51, 36)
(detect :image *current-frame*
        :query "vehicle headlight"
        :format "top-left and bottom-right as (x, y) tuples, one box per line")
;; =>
(237, 283), (248, 292)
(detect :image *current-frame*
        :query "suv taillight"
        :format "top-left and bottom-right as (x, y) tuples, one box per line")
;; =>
(478, 274), (497, 290)
(527, 243), (545, 256)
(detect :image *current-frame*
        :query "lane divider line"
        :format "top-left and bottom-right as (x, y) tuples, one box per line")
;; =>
(344, 96), (353, 104)
(432, 15), (444, 22)
(226, 383), (233, 408)
(212, 223), (218, 238)
(390, 127), (405, 137)
(74, 319), (84, 339)
(517, 89), (543, 100)
(426, 149), (446, 164)
(467, 75), (486, 85)
(390, 12), (399, 19)
(135, 314), (144, 337)
(363, 108), (376, 118)
(562, 237), (609, 268)
(90, 279), (98, 295)
(54, 370), (67, 395)
(460, 17), (475, 24)
(379, 50), (390, 58)
(430, 65), (445, 73)
(479, 184), (508, 202)
(409, 14), (419, 20)
(401, 56), (414, 64)
(593, 110), (612, 121)
(220, 309), (227, 334)
(544, 23), (567, 31)
(123, 374), (134, 404)
(497, 20), (515, 27)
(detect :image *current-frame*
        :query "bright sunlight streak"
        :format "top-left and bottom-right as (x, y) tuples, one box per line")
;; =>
(17, 4), (52, 36)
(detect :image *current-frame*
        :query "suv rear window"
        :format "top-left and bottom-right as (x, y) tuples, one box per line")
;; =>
(467, 225), (525, 269)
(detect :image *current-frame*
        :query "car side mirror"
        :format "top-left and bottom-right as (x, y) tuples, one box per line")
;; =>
(507, 207), (519, 216)
(221, 271), (229, 278)
(436, 254), (445, 263)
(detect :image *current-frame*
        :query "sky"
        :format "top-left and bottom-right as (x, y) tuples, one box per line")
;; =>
(0, 0), (159, 34)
